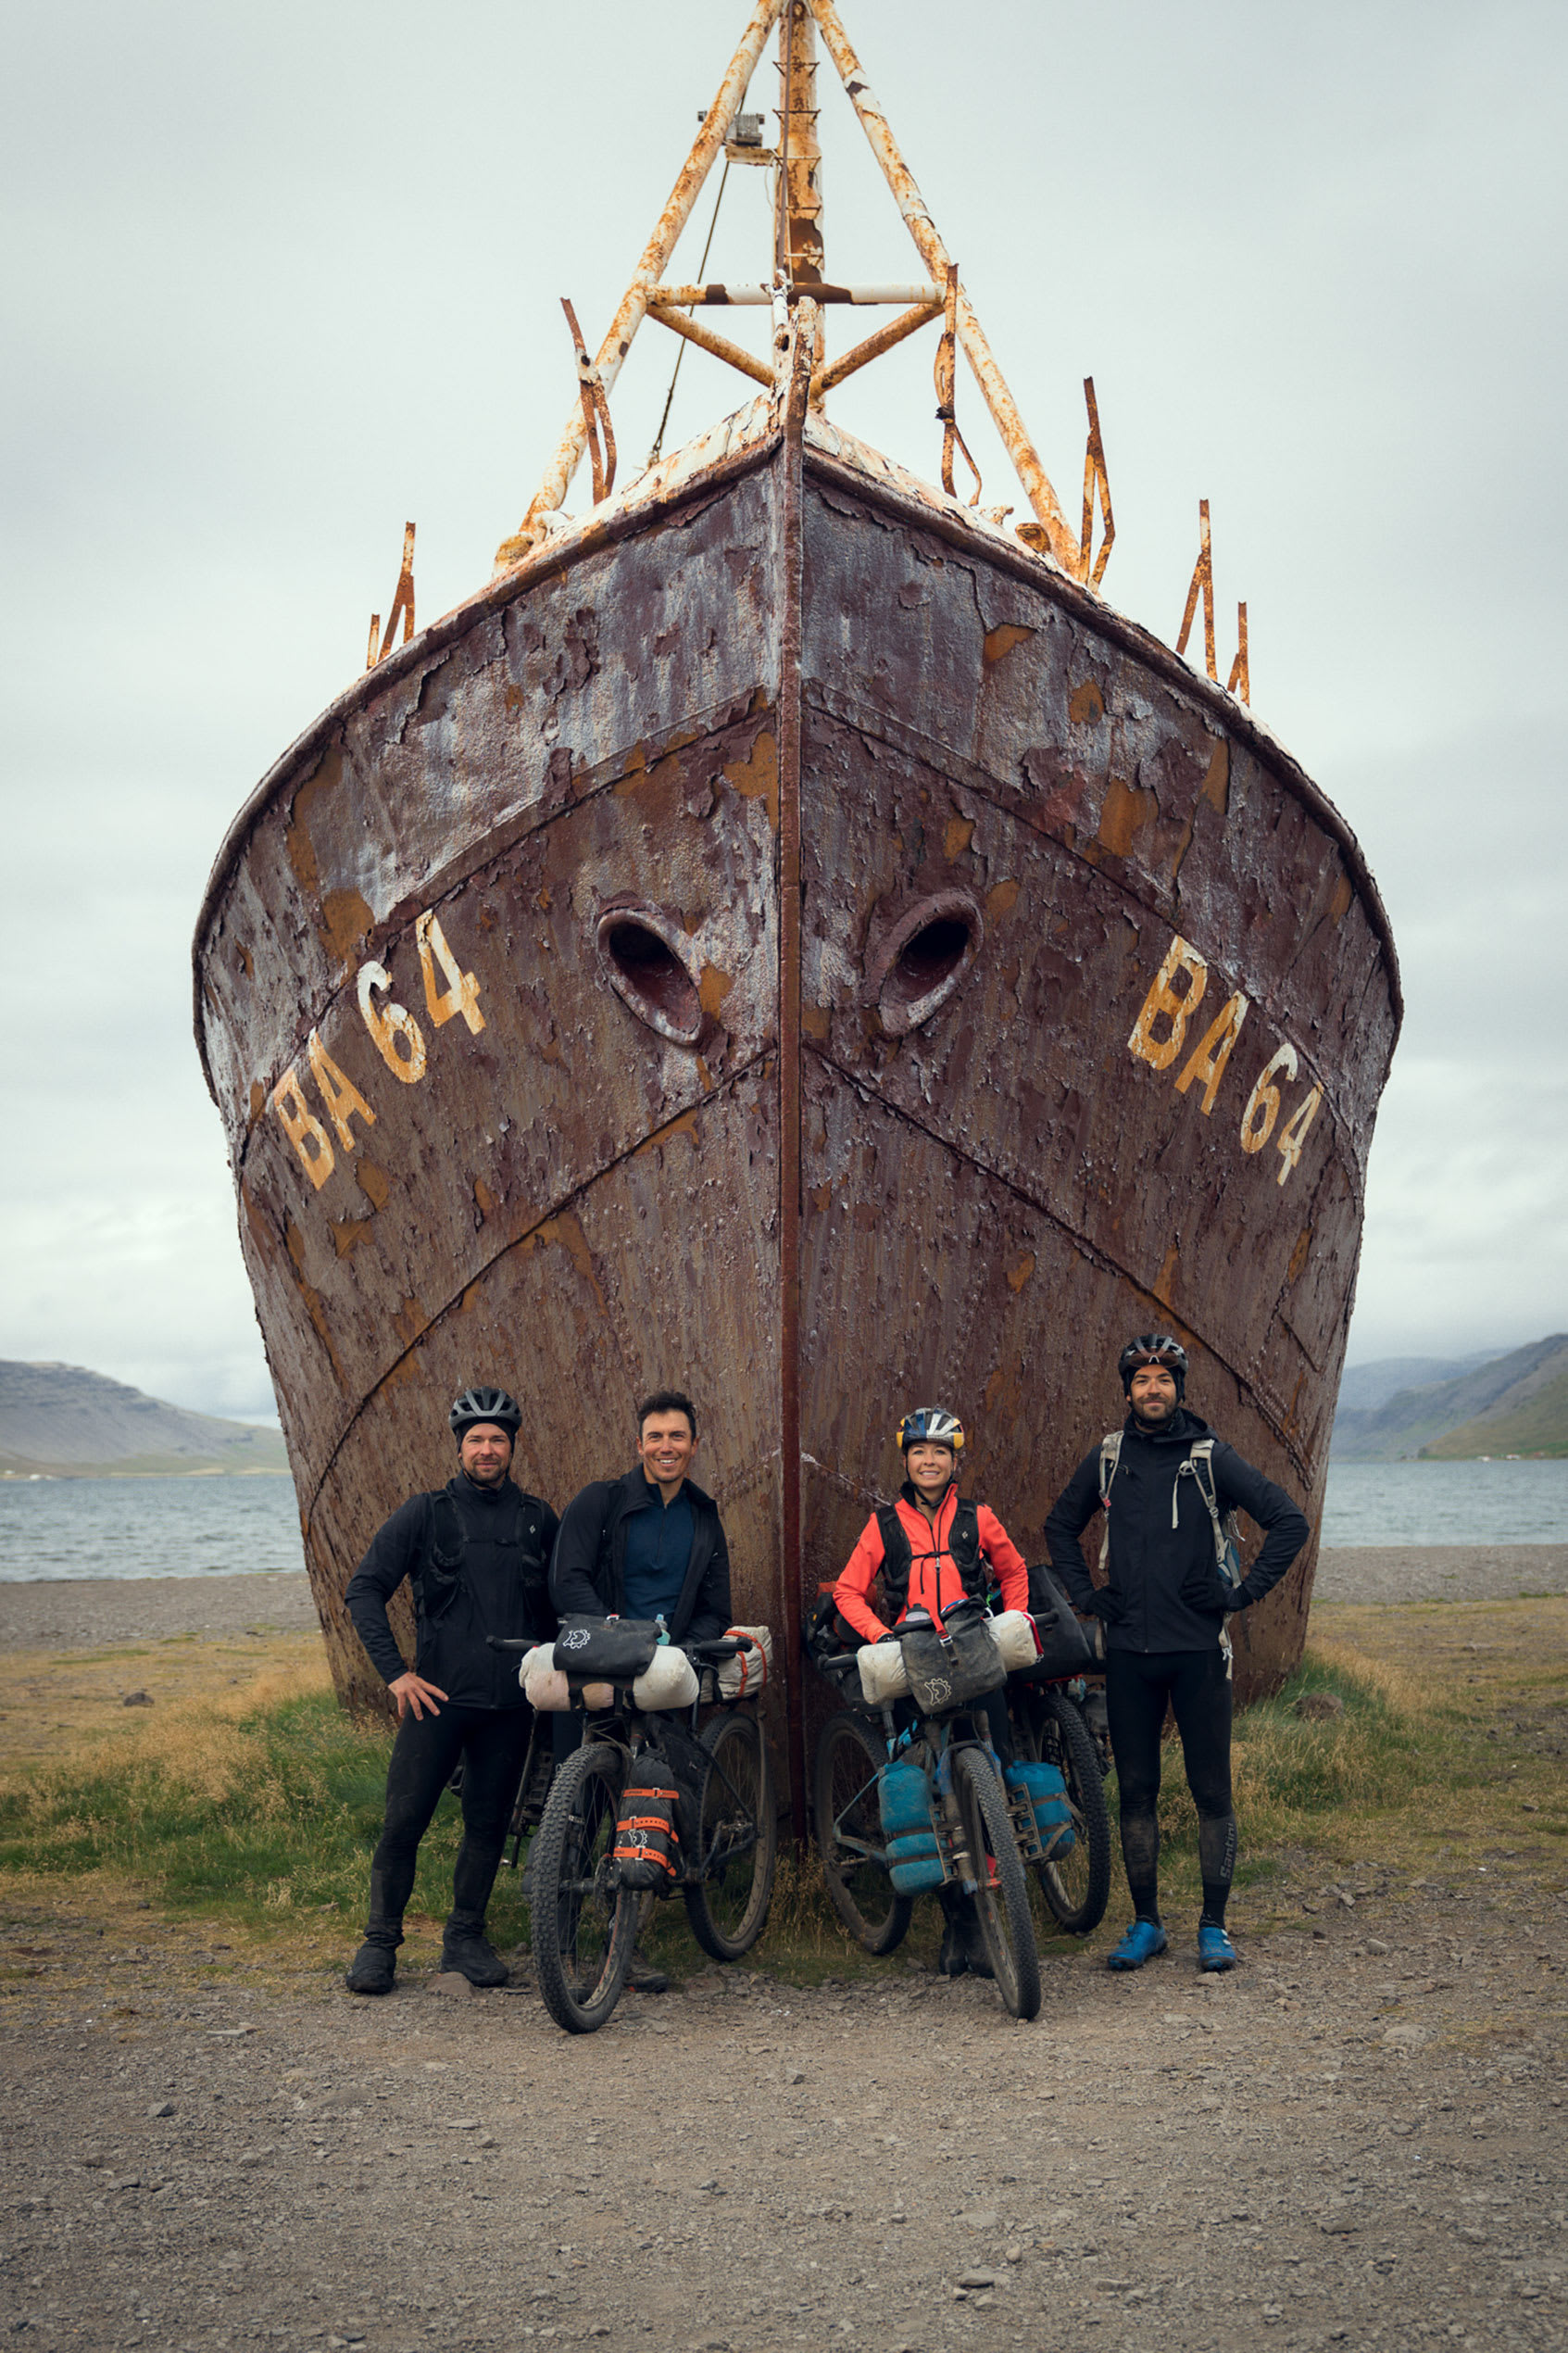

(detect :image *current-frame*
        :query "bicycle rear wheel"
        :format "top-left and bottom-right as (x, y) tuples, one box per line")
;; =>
(530, 1740), (638, 2034)
(952, 1744), (1041, 2020)
(812, 1710), (911, 1957)
(683, 1709), (776, 1962)
(1023, 1691), (1111, 1935)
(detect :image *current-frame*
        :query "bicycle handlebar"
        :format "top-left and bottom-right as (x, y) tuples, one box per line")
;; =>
(484, 1633), (757, 1661)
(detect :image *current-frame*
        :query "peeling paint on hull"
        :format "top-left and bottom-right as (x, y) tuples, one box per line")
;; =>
(194, 422), (1399, 1765)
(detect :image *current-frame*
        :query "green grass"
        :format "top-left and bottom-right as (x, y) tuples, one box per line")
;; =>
(3, 1605), (1563, 1978)
(0, 1682), (537, 1954)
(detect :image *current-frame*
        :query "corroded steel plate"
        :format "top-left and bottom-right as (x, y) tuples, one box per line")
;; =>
(194, 418), (1398, 1765)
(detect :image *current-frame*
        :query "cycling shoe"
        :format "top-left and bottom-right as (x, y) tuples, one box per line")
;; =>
(345, 1940), (396, 1996)
(1198, 1922), (1238, 1972)
(439, 1930), (510, 1987)
(1107, 1919), (1169, 1971)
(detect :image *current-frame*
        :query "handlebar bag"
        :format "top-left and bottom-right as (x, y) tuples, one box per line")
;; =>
(520, 1645), (572, 1712)
(857, 1640), (911, 1705)
(715, 1624), (773, 1700)
(899, 1608), (1006, 1715)
(553, 1617), (660, 1680)
(631, 1644), (700, 1712)
(612, 1778), (682, 1891)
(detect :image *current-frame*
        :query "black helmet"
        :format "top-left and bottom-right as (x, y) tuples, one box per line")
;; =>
(449, 1386), (521, 1443)
(1118, 1334), (1188, 1399)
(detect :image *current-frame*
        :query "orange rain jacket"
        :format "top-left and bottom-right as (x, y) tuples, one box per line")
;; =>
(833, 1483), (1030, 1643)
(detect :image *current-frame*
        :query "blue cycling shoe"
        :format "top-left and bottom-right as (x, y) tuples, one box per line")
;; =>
(1108, 1919), (1168, 1971)
(1198, 1923), (1238, 1972)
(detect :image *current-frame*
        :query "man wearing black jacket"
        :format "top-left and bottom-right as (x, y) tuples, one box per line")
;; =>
(549, 1389), (733, 1995)
(343, 1385), (558, 1996)
(549, 1390), (734, 1651)
(1044, 1335), (1309, 1974)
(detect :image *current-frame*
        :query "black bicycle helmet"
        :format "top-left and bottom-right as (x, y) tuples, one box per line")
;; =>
(449, 1385), (521, 1442)
(1118, 1334), (1188, 1399)
(896, 1405), (966, 1453)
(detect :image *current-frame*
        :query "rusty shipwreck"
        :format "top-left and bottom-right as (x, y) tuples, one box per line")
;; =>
(192, 0), (1400, 1808)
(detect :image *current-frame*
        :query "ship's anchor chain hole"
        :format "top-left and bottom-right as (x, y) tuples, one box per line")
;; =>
(872, 892), (983, 1037)
(596, 911), (704, 1045)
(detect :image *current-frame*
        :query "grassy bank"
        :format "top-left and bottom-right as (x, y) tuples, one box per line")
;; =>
(1, 1599), (1563, 1983)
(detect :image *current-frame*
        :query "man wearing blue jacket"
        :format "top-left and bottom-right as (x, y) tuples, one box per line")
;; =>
(1044, 1335), (1309, 1973)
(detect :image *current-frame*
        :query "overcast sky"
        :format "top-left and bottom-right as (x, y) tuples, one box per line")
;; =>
(3, 0), (1564, 1421)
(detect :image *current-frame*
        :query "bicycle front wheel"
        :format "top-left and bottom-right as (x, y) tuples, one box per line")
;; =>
(812, 1710), (911, 1957)
(1024, 1691), (1112, 1935)
(953, 1744), (1041, 2021)
(530, 1740), (638, 2034)
(684, 1709), (777, 1962)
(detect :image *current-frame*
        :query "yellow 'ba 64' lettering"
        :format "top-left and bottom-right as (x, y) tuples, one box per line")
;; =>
(1127, 936), (1323, 1188)
(267, 909), (485, 1192)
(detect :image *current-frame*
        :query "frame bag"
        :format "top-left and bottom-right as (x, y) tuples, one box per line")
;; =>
(612, 1777), (682, 1891)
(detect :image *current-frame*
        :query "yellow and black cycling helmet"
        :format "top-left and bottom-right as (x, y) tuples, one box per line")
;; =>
(896, 1405), (966, 1453)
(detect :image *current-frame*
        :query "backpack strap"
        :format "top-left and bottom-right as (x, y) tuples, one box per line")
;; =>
(1096, 1431), (1122, 1576)
(949, 1497), (984, 1592)
(1186, 1439), (1244, 1586)
(875, 1504), (912, 1618)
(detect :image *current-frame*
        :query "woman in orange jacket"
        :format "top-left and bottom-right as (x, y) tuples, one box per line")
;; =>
(833, 1405), (1031, 1977)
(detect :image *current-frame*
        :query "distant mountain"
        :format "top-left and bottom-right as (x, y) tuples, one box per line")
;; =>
(1336, 1351), (1506, 1415)
(1423, 1363), (1568, 1462)
(0, 1361), (289, 1478)
(1330, 1336), (1568, 1462)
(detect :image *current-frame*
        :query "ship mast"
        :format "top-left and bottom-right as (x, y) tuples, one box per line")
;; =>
(777, 3), (824, 319)
(495, 0), (1084, 575)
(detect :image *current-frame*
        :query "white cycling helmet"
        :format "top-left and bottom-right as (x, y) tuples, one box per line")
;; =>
(896, 1405), (966, 1453)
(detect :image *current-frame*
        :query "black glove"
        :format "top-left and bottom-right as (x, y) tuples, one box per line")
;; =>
(1084, 1588), (1123, 1626)
(1184, 1567), (1240, 1617)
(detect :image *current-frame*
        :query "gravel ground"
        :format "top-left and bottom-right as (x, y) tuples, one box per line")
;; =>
(3, 1552), (1566, 1653)
(3, 1878), (1566, 2353)
(1311, 1551), (1568, 1607)
(0, 1575), (320, 1651)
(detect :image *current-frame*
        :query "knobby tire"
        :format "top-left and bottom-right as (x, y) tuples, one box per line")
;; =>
(684, 1709), (777, 1962)
(530, 1740), (637, 2035)
(812, 1710), (912, 1957)
(1026, 1691), (1112, 1935)
(953, 1744), (1041, 2021)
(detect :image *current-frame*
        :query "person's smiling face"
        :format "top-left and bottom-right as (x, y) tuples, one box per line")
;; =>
(1128, 1365), (1178, 1426)
(905, 1440), (956, 1503)
(637, 1409), (696, 1498)
(458, 1423), (513, 1486)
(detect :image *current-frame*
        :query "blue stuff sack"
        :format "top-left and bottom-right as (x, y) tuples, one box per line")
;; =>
(887, 1831), (946, 1893)
(879, 1757), (935, 1836)
(1005, 1759), (1075, 1855)
(879, 1757), (945, 1890)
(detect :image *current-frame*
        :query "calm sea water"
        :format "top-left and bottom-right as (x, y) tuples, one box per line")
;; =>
(0, 1456), (1562, 1581)
(1318, 1459), (1565, 1548)
(0, 1476), (305, 1581)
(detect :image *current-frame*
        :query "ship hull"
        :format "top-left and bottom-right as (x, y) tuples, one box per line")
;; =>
(194, 414), (1399, 1790)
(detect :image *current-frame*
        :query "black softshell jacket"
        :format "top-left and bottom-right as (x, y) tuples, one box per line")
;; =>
(345, 1475), (559, 1710)
(548, 1467), (733, 1649)
(1044, 1407), (1310, 1655)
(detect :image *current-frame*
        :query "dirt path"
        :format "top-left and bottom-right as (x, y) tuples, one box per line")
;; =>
(3, 1869), (1566, 2353)
(3, 1565), (1567, 2352)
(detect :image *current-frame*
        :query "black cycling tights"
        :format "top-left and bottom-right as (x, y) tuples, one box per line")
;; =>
(367, 1704), (533, 1941)
(1105, 1647), (1236, 1928)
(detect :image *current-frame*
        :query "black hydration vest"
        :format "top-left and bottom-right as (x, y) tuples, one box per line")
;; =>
(874, 1497), (984, 1617)
(415, 1485), (546, 1623)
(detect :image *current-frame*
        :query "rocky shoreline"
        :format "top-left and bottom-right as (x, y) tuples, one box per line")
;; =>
(1, 1546), (1565, 1651)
